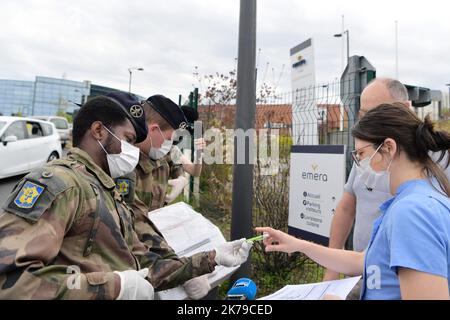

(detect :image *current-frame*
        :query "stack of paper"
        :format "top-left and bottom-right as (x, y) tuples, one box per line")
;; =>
(149, 202), (239, 300)
(259, 276), (362, 300)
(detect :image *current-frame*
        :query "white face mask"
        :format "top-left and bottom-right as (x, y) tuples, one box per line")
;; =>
(98, 125), (140, 178)
(149, 126), (173, 160)
(356, 143), (393, 193)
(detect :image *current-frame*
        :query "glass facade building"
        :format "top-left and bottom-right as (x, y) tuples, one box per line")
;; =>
(90, 84), (144, 101)
(0, 76), (139, 117)
(32, 77), (90, 116)
(0, 80), (34, 116)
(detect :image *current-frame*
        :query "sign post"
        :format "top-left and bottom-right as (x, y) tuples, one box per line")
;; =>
(288, 145), (346, 246)
(290, 38), (317, 145)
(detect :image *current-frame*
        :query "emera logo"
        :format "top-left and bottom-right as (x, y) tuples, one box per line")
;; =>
(301, 164), (328, 182)
(292, 55), (307, 69)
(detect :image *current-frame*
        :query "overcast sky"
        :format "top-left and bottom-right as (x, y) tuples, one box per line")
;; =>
(1, 0), (449, 102)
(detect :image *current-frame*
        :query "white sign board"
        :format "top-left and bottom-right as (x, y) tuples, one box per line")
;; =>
(291, 38), (316, 91)
(290, 38), (318, 145)
(148, 202), (239, 300)
(288, 145), (346, 245)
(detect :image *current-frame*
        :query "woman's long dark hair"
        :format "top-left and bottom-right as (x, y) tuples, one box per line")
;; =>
(352, 103), (450, 196)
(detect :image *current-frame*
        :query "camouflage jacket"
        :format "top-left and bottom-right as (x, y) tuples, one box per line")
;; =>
(134, 153), (181, 212)
(166, 146), (185, 180)
(121, 154), (215, 282)
(0, 148), (213, 300)
(145, 154), (170, 211)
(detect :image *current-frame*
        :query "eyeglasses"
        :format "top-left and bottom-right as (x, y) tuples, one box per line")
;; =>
(351, 143), (380, 166)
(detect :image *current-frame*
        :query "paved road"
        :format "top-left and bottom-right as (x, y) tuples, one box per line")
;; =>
(0, 174), (24, 207)
(0, 149), (68, 207)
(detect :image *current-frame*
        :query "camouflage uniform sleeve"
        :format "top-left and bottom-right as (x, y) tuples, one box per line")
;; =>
(0, 180), (120, 300)
(132, 228), (216, 291)
(133, 201), (178, 260)
(130, 199), (215, 291)
(169, 160), (185, 179)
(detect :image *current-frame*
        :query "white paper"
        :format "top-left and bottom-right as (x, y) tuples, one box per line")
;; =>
(148, 202), (239, 300)
(259, 276), (361, 300)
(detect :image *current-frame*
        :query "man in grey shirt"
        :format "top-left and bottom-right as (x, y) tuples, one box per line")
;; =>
(324, 78), (450, 296)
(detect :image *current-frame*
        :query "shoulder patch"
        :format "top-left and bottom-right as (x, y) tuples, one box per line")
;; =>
(12, 180), (46, 210)
(116, 179), (131, 196)
(3, 166), (75, 223)
(114, 174), (136, 205)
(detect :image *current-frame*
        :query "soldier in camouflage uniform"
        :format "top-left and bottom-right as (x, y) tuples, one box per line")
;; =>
(0, 93), (251, 300)
(163, 105), (206, 204)
(120, 95), (252, 300)
(149, 156), (171, 211)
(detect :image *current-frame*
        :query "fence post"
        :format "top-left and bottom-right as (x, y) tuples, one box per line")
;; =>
(340, 56), (376, 163)
(340, 56), (376, 251)
(230, 0), (257, 283)
(191, 88), (199, 207)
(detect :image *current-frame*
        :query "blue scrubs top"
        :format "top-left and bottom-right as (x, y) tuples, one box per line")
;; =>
(361, 179), (450, 300)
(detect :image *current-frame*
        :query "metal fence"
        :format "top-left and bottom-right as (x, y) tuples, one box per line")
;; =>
(184, 76), (450, 296)
(185, 77), (363, 295)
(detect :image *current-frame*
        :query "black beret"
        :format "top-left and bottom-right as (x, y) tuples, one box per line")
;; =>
(147, 95), (187, 130)
(181, 105), (199, 123)
(105, 92), (148, 143)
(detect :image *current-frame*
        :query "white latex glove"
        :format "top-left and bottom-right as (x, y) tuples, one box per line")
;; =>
(214, 238), (253, 267)
(114, 268), (154, 300)
(165, 175), (189, 203)
(182, 275), (211, 300)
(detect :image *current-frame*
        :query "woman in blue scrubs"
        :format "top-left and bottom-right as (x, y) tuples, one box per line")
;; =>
(257, 103), (450, 300)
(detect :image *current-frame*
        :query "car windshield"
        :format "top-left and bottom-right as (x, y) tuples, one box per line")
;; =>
(50, 118), (69, 129)
(0, 121), (6, 132)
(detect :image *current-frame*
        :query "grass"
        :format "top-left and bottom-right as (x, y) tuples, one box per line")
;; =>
(435, 120), (450, 132)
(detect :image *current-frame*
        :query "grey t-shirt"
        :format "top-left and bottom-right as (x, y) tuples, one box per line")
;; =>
(344, 151), (450, 252)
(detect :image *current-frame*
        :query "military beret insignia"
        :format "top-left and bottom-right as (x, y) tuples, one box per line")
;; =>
(130, 105), (144, 118)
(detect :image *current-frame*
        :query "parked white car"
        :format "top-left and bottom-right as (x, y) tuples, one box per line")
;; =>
(0, 116), (62, 179)
(32, 116), (70, 148)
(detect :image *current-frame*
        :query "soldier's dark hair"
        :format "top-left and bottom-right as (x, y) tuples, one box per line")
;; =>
(72, 96), (129, 147)
(352, 103), (450, 196)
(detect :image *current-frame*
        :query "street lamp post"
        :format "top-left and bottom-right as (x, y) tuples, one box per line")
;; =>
(128, 67), (144, 93)
(334, 30), (350, 63)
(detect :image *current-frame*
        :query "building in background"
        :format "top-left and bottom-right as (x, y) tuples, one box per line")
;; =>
(415, 90), (450, 121)
(0, 76), (141, 117)
(89, 84), (144, 101)
(198, 104), (292, 135)
(32, 77), (90, 116)
(0, 80), (35, 116)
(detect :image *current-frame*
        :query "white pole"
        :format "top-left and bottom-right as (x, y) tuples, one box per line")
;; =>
(341, 15), (345, 72)
(395, 20), (399, 79)
(340, 15), (345, 131)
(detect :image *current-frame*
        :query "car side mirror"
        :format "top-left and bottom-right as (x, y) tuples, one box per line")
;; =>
(2, 135), (18, 146)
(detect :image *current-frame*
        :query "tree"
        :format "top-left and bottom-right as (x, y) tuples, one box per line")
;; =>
(56, 110), (73, 123)
(198, 68), (278, 126)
